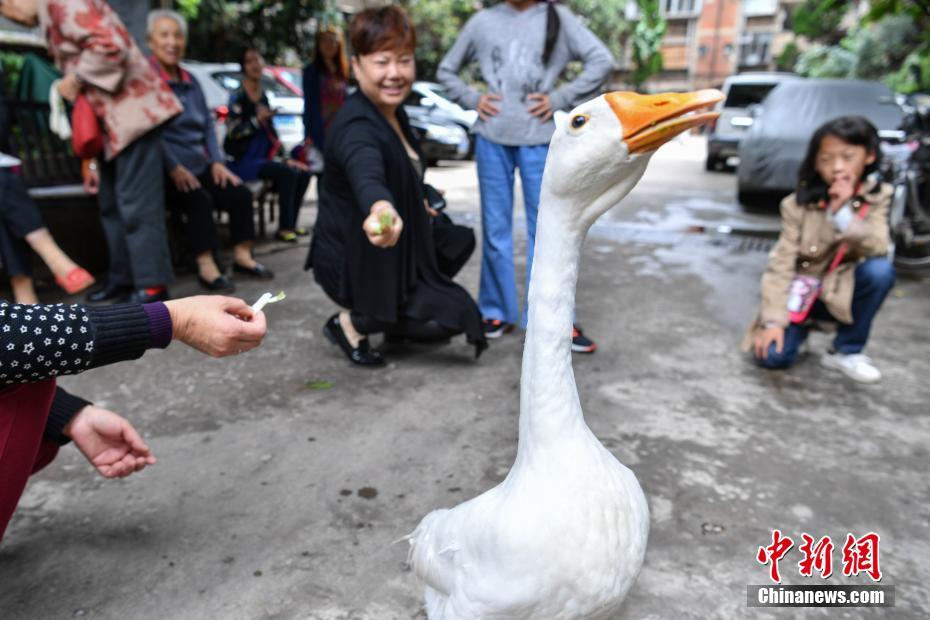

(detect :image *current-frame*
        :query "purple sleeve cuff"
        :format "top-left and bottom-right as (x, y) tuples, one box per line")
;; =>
(143, 302), (173, 349)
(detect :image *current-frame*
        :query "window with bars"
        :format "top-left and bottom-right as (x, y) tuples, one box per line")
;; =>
(663, 0), (703, 17)
(739, 31), (773, 66)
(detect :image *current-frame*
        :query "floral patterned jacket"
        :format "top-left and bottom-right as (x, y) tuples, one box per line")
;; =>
(38, 0), (182, 159)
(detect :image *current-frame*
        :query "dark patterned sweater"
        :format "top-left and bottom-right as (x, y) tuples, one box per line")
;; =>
(0, 301), (172, 443)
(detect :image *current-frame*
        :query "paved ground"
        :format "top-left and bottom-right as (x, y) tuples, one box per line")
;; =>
(2, 136), (928, 619)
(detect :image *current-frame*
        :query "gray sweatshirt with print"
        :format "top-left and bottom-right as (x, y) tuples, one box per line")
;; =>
(437, 2), (614, 147)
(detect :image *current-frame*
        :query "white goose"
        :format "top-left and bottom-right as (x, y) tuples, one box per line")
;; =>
(406, 89), (723, 620)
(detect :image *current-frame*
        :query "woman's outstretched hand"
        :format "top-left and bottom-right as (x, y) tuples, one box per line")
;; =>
(64, 406), (156, 479)
(364, 200), (403, 248)
(164, 296), (267, 357)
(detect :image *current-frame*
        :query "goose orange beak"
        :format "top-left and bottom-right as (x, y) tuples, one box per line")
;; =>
(605, 89), (724, 154)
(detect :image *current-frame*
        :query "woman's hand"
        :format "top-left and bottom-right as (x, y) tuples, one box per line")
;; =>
(364, 201), (403, 248)
(82, 161), (99, 195)
(64, 405), (156, 479)
(286, 158), (310, 172)
(477, 93), (502, 121)
(164, 296), (267, 357)
(754, 325), (785, 360)
(211, 162), (241, 188)
(57, 73), (82, 103)
(169, 164), (201, 192)
(256, 104), (274, 124)
(527, 92), (554, 122)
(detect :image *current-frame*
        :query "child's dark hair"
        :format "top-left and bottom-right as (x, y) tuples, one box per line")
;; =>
(796, 115), (881, 205)
(542, 1), (561, 65)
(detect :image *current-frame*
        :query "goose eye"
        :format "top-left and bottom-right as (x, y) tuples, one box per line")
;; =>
(571, 115), (588, 129)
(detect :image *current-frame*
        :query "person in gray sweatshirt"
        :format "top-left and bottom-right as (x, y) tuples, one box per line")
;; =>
(437, 0), (613, 352)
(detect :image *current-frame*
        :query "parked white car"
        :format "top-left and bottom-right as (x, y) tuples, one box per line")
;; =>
(181, 61), (305, 154)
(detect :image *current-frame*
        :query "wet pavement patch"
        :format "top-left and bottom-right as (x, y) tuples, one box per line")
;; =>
(358, 487), (378, 499)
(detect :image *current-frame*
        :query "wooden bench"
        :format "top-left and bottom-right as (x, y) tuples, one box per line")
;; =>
(7, 99), (279, 243)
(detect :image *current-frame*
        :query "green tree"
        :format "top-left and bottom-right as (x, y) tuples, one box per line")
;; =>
(176, 0), (325, 63)
(629, 0), (665, 92)
(400, 0), (485, 82)
(565, 0), (630, 61)
(794, 12), (929, 93)
(791, 0), (847, 44)
(402, 0), (634, 84)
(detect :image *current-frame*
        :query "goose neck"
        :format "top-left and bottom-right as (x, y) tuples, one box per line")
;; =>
(515, 190), (588, 462)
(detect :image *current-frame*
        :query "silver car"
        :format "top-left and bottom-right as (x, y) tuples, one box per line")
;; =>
(737, 78), (903, 205)
(705, 72), (800, 171)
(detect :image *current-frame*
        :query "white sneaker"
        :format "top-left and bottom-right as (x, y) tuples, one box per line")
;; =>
(820, 351), (882, 383)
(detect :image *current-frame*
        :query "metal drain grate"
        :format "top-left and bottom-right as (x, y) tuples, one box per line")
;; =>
(732, 235), (776, 253)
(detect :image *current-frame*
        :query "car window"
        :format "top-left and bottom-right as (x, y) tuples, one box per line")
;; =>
(211, 71), (294, 97)
(724, 83), (778, 108)
(405, 92), (425, 106)
(426, 85), (449, 100)
(279, 69), (301, 88)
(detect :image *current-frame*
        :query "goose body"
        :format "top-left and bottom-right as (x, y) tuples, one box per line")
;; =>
(408, 89), (722, 620)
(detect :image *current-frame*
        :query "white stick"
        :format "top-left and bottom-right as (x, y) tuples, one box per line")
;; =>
(251, 291), (286, 312)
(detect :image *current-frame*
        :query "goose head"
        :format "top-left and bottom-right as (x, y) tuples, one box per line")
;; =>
(546, 89), (723, 228)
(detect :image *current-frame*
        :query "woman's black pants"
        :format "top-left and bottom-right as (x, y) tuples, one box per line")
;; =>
(165, 171), (256, 256)
(258, 161), (311, 231)
(0, 169), (45, 277)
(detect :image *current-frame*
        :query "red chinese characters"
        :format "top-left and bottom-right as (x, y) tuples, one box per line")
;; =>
(798, 533), (834, 578)
(842, 532), (882, 582)
(756, 530), (884, 583)
(756, 529), (794, 583)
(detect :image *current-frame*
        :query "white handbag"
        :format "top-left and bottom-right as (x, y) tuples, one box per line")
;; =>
(48, 80), (72, 141)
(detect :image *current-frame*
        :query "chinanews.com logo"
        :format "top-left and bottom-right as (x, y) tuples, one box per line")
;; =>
(747, 529), (895, 608)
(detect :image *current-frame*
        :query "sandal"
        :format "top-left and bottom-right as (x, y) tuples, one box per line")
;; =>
(56, 267), (96, 295)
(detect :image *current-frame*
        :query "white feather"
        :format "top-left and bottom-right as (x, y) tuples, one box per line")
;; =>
(409, 95), (654, 619)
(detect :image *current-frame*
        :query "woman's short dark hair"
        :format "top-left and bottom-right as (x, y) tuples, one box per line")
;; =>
(239, 46), (262, 71)
(796, 115), (882, 204)
(349, 6), (416, 57)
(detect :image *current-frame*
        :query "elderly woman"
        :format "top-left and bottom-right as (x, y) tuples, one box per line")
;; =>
(225, 47), (312, 243)
(0, 0), (180, 304)
(147, 10), (273, 290)
(307, 6), (485, 366)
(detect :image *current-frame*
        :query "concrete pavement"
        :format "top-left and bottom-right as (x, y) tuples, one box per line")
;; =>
(1, 136), (928, 619)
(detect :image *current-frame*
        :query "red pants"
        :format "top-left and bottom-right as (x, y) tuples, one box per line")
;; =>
(0, 379), (60, 541)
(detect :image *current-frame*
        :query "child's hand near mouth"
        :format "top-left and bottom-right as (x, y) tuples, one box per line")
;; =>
(828, 173), (856, 212)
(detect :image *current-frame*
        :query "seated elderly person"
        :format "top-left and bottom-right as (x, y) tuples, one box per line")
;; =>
(147, 10), (273, 291)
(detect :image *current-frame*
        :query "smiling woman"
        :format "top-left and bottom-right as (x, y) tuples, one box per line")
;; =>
(146, 9), (274, 291)
(306, 6), (485, 367)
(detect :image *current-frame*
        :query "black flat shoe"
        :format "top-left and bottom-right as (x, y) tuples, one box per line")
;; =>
(322, 314), (384, 366)
(198, 274), (235, 292)
(127, 287), (170, 304)
(86, 282), (132, 303)
(233, 262), (275, 279)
